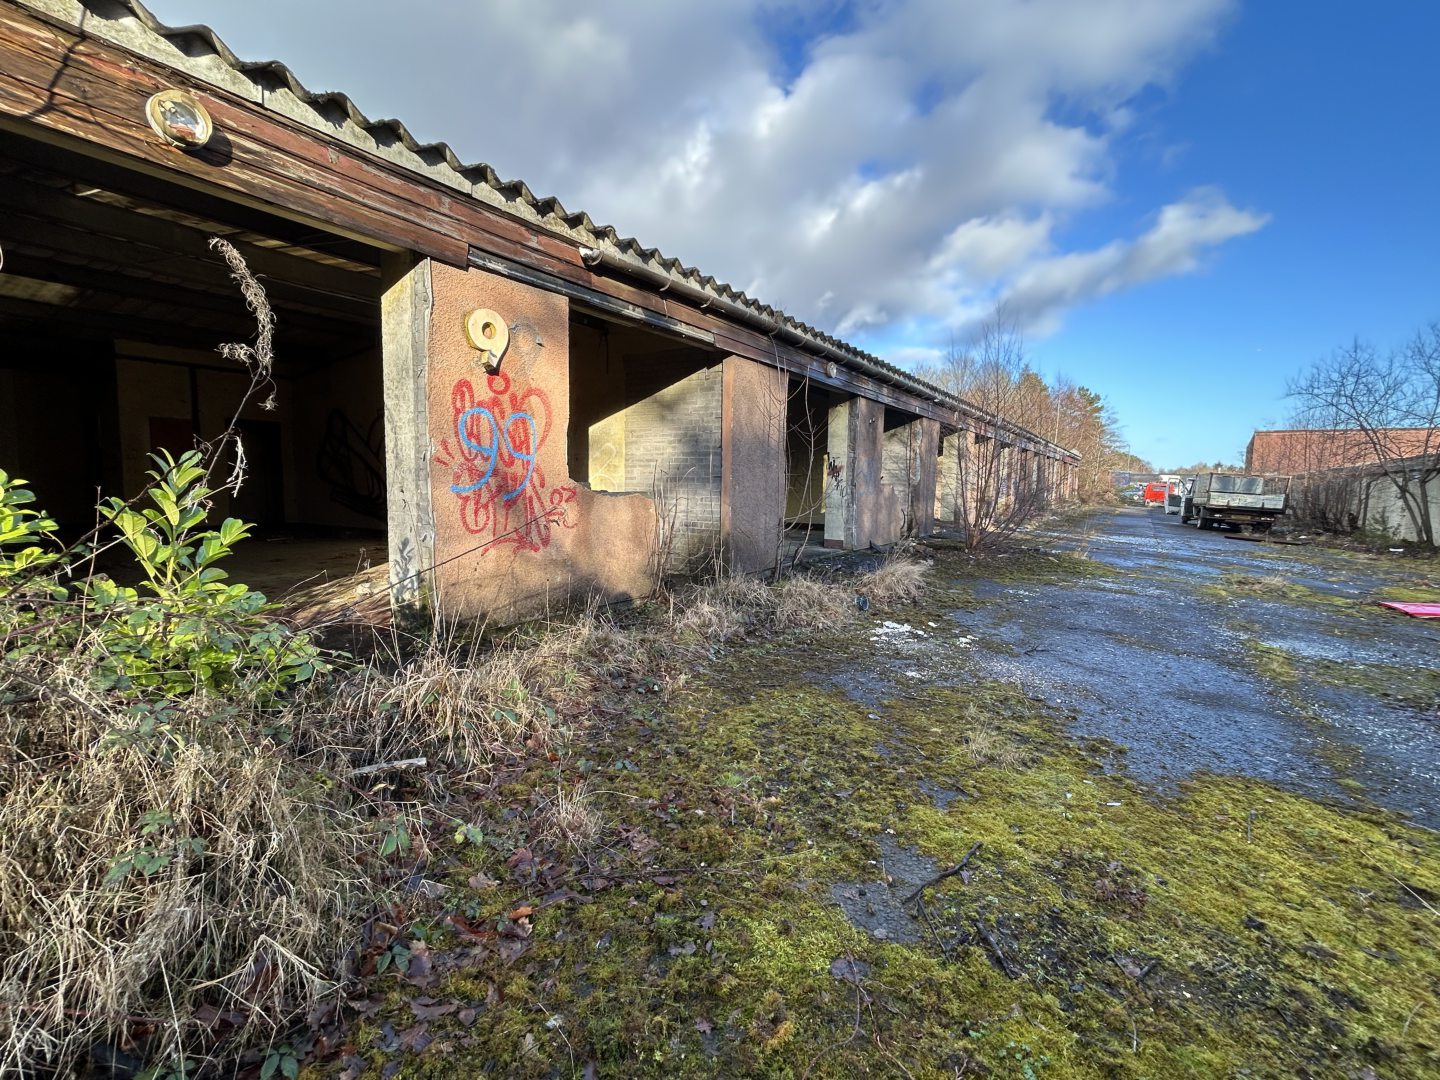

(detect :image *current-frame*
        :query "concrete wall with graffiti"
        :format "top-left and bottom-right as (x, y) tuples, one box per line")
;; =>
(296, 351), (386, 530)
(426, 263), (657, 621)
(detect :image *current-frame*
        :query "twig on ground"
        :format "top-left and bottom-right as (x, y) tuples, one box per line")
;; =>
(1402, 1000), (1424, 1039)
(1384, 870), (1439, 917)
(973, 917), (1023, 979)
(1111, 954), (1158, 983)
(903, 841), (982, 906)
(912, 895), (952, 961)
(349, 757), (428, 779)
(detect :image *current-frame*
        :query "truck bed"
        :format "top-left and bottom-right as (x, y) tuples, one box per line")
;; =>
(1197, 492), (1287, 511)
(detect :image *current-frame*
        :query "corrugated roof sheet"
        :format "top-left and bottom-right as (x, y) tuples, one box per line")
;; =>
(17, 0), (1077, 456)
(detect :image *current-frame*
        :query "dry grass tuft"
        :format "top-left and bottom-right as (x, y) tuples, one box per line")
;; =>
(959, 722), (1033, 770)
(1223, 573), (1290, 593)
(0, 674), (366, 1074)
(667, 556), (929, 643)
(297, 630), (578, 782)
(533, 783), (602, 854)
(857, 556), (931, 607)
(769, 575), (857, 631)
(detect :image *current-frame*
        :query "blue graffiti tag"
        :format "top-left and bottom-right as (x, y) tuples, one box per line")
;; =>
(451, 406), (538, 501)
(501, 412), (537, 501)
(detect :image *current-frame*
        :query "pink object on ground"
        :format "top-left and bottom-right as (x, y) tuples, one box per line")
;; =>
(1377, 601), (1440, 618)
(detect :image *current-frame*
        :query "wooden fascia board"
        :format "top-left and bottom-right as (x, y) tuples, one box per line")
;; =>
(1, 4), (1048, 449)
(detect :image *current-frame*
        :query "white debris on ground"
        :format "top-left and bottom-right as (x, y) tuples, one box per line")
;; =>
(871, 620), (925, 641)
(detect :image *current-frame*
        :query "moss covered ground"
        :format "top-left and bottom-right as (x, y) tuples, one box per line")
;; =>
(321, 548), (1440, 1079)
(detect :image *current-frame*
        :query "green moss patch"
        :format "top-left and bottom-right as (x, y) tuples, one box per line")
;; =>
(331, 599), (1439, 1078)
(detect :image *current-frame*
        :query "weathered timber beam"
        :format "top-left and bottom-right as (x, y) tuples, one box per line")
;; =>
(0, 128), (385, 269)
(0, 248), (373, 340)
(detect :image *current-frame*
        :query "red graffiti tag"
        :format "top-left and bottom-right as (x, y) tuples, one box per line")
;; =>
(433, 372), (577, 553)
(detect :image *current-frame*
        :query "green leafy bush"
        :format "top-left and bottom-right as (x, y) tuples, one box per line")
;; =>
(83, 450), (326, 698)
(4, 451), (325, 702)
(0, 468), (59, 579)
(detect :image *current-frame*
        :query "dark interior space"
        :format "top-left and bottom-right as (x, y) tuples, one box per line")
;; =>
(0, 129), (389, 600)
(884, 405), (917, 432)
(785, 377), (841, 531)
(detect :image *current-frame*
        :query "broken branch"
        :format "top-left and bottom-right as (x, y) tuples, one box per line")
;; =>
(902, 841), (982, 906)
(349, 757), (428, 779)
(974, 917), (1023, 980)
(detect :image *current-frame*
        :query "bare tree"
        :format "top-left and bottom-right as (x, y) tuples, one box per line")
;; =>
(1286, 324), (1440, 545)
(927, 312), (1054, 549)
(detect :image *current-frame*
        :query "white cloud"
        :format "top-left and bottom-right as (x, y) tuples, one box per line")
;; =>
(999, 189), (1269, 333)
(144, 0), (1259, 350)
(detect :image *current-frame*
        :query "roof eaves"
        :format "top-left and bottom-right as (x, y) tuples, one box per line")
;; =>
(21, 0), (1080, 457)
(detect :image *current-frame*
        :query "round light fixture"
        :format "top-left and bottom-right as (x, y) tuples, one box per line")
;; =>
(145, 89), (213, 150)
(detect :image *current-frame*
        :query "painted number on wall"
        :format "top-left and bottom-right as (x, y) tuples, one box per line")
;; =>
(435, 371), (577, 553)
(451, 406), (537, 500)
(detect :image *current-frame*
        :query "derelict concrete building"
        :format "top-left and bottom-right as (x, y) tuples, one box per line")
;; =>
(0, 0), (1079, 623)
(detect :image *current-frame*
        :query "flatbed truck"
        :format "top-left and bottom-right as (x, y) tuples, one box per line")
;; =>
(1179, 473), (1290, 533)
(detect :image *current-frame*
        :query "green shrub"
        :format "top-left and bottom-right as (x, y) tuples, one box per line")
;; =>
(82, 449), (326, 699)
(0, 468), (59, 580)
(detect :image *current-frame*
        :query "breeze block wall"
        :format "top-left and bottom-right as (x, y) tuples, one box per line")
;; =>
(423, 263), (658, 621)
(618, 362), (724, 570)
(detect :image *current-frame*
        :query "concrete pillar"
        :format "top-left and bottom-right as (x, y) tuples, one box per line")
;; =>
(912, 417), (939, 538)
(883, 416), (939, 538)
(824, 399), (853, 548)
(849, 398), (896, 547)
(994, 441), (1013, 516)
(824, 396), (891, 548)
(380, 253), (435, 622)
(721, 355), (787, 573)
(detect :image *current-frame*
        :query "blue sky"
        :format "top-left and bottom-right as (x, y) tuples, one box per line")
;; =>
(1024, 3), (1440, 466)
(139, 1), (1440, 469)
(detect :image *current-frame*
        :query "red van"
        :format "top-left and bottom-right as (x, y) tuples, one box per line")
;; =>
(1142, 482), (1171, 506)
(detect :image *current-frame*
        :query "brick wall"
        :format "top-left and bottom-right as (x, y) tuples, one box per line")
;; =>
(622, 363), (724, 569)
